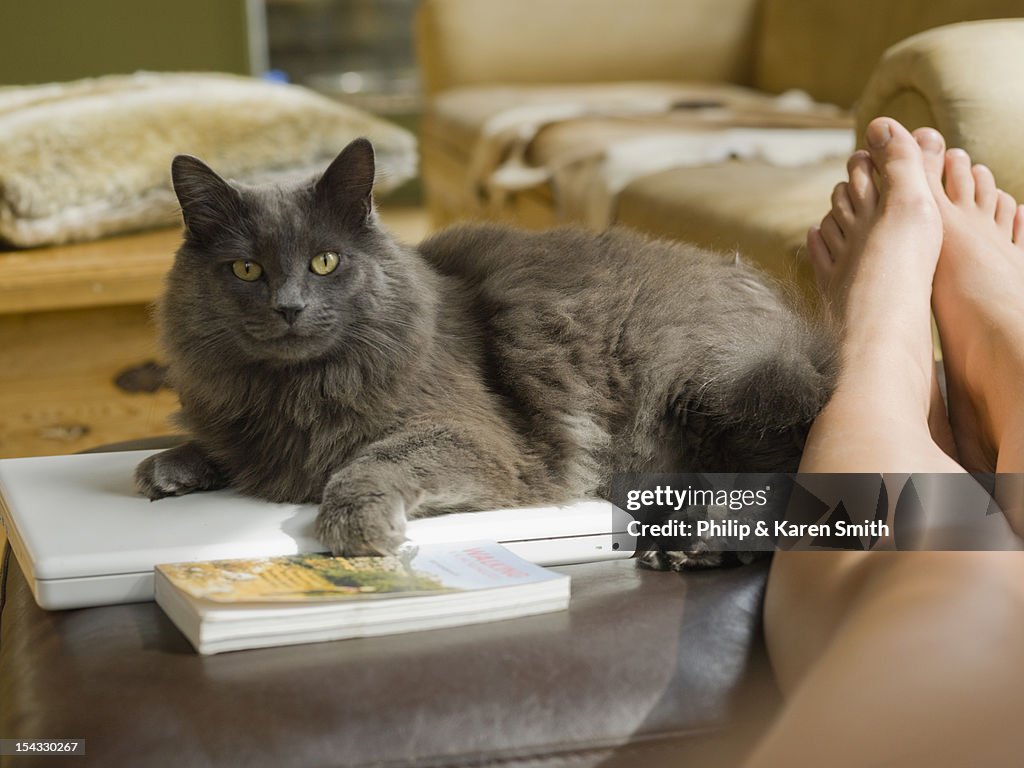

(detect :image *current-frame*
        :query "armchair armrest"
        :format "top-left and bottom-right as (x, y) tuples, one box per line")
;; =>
(415, 0), (761, 95)
(856, 19), (1024, 199)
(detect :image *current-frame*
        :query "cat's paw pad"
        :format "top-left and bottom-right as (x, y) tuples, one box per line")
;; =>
(134, 445), (223, 500)
(316, 489), (408, 557)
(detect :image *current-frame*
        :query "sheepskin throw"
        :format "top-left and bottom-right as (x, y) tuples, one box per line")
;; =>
(450, 82), (852, 229)
(0, 72), (418, 247)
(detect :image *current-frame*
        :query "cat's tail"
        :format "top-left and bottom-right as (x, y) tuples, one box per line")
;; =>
(712, 312), (838, 433)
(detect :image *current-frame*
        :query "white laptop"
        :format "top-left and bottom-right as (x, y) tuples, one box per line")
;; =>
(0, 450), (634, 610)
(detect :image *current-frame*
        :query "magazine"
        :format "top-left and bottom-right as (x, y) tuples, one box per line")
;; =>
(155, 541), (571, 654)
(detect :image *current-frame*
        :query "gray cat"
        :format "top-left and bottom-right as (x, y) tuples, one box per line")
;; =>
(135, 138), (836, 566)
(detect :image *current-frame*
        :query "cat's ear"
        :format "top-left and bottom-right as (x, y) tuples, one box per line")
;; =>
(171, 155), (243, 241)
(315, 138), (376, 227)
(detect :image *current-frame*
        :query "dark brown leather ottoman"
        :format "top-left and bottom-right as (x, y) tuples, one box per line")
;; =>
(0, 441), (781, 767)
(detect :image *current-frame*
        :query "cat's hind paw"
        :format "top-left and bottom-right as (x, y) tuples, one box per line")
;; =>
(636, 548), (726, 571)
(636, 548), (763, 571)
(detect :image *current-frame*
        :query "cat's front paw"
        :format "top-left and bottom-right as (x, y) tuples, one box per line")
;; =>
(134, 442), (226, 500)
(316, 485), (409, 556)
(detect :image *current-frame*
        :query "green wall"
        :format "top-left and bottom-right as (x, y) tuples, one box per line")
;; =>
(0, 0), (253, 86)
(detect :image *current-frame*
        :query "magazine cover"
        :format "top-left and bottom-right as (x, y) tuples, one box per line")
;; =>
(157, 542), (562, 603)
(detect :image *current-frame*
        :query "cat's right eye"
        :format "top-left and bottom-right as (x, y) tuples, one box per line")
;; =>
(231, 260), (263, 281)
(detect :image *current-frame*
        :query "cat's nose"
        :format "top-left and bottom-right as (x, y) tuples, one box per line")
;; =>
(274, 304), (306, 325)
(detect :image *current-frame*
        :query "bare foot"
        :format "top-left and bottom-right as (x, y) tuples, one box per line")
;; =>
(802, 118), (956, 474)
(808, 145), (957, 460)
(917, 131), (1024, 473)
(806, 118), (942, 428)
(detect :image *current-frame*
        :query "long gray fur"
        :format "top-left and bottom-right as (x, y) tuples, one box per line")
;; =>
(135, 138), (837, 563)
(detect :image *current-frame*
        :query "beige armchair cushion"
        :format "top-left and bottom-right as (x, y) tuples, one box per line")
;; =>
(616, 158), (845, 285)
(856, 19), (1024, 200)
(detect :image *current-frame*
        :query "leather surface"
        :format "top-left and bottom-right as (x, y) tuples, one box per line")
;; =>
(0, 545), (777, 767)
(754, 0), (1024, 108)
(855, 19), (1024, 201)
(415, 0), (1024, 108)
(415, 0), (760, 96)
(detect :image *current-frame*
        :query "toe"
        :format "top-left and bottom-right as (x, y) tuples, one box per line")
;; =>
(944, 149), (975, 204)
(819, 212), (845, 255)
(864, 117), (931, 204)
(995, 191), (1017, 235)
(913, 127), (946, 195)
(830, 181), (856, 233)
(1014, 205), (1024, 247)
(972, 164), (998, 212)
(846, 151), (879, 212)
(807, 226), (834, 292)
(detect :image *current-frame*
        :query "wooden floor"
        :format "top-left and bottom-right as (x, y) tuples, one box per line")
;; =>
(0, 205), (432, 460)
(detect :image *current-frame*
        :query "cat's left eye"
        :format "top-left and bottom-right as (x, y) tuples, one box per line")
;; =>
(311, 251), (340, 276)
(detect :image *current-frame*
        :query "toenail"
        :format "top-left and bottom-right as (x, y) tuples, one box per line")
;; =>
(918, 129), (943, 154)
(867, 120), (892, 148)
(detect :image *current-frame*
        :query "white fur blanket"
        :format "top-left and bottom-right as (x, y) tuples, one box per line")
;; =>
(0, 72), (417, 248)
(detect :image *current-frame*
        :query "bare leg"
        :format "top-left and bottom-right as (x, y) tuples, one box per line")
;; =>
(753, 550), (1024, 767)
(748, 119), (1024, 767)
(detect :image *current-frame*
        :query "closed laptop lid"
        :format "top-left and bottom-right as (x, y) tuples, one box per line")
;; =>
(0, 450), (321, 581)
(0, 450), (622, 583)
